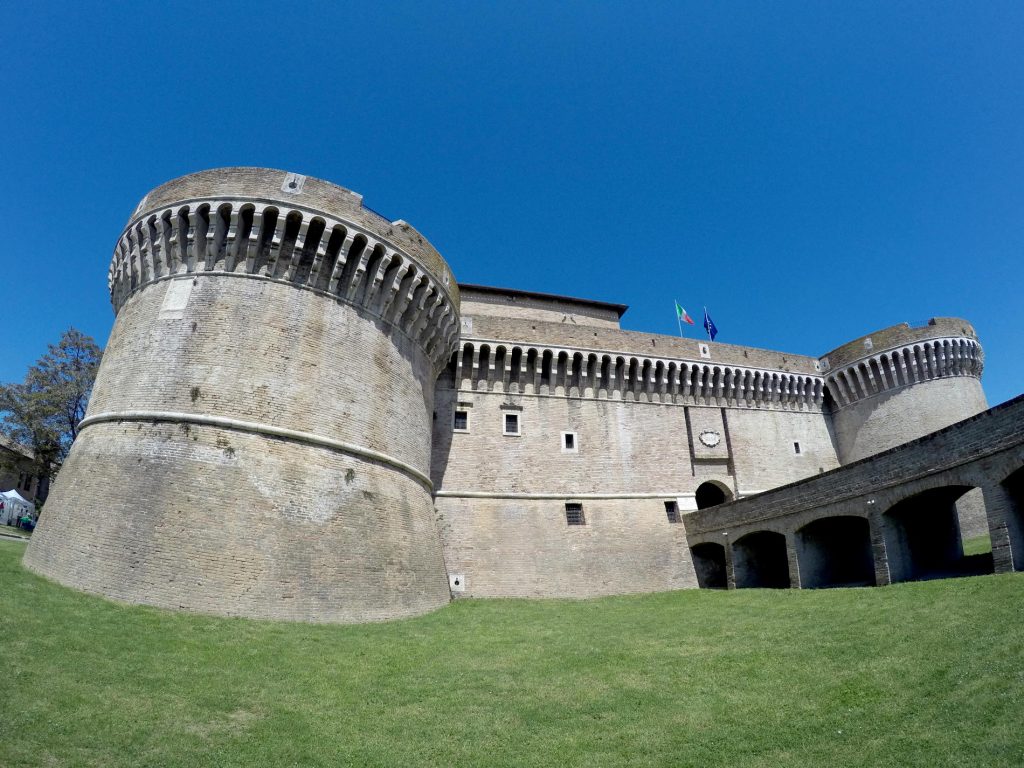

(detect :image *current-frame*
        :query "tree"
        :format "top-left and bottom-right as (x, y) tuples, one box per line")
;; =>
(0, 328), (102, 490)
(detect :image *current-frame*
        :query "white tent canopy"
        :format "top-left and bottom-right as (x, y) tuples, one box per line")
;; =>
(1, 490), (33, 525)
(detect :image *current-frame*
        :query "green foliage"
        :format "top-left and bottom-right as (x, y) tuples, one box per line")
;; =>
(0, 328), (101, 480)
(1, 542), (1021, 767)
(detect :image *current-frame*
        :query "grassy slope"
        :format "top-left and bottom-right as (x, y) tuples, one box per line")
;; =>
(1, 541), (1022, 768)
(963, 534), (993, 556)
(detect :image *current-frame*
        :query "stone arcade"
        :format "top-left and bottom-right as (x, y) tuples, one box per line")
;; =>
(24, 168), (1023, 623)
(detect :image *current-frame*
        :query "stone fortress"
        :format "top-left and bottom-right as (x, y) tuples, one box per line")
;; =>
(24, 168), (1022, 624)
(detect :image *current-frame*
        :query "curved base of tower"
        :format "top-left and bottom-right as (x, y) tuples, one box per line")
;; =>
(24, 421), (451, 623)
(830, 376), (989, 465)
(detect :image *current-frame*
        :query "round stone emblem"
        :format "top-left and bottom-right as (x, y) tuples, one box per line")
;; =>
(698, 429), (722, 448)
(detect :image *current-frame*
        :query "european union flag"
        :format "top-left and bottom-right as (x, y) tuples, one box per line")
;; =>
(703, 307), (718, 342)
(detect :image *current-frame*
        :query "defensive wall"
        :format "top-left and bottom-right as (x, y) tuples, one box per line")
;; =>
(26, 168), (460, 623)
(684, 394), (1024, 590)
(22, 166), (1005, 623)
(821, 318), (987, 464)
(433, 286), (988, 600)
(433, 287), (838, 598)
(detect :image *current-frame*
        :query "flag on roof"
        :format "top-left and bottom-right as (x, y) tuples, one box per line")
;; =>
(675, 301), (695, 325)
(703, 307), (718, 342)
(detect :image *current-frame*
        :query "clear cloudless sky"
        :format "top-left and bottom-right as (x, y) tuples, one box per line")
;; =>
(1, 1), (1022, 405)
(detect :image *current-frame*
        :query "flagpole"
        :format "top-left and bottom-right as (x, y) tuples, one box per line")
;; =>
(676, 302), (683, 338)
(704, 306), (712, 343)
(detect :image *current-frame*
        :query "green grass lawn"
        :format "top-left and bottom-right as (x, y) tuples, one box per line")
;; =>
(1, 542), (1022, 768)
(963, 534), (993, 556)
(0, 524), (31, 539)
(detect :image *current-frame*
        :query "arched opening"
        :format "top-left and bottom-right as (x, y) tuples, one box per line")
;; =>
(231, 205), (256, 273)
(796, 516), (875, 588)
(509, 347), (523, 390)
(1001, 467), (1024, 571)
(955, 487), (990, 549)
(732, 531), (790, 589)
(695, 481), (731, 510)
(690, 542), (727, 589)
(275, 210), (304, 279)
(294, 217), (326, 285)
(882, 485), (992, 583)
(477, 346), (491, 391)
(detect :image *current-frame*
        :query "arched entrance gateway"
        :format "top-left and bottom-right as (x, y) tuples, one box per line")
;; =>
(732, 531), (790, 589)
(999, 466), (1024, 570)
(796, 516), (875, 588)
(881, 485), (993, 583)
(690, 542), (727, 589)
(695, 481), (731, 510)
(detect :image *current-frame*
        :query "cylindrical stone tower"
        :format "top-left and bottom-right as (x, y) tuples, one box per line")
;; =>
(821, 318), (989, 537)
(25, 168), (461, 623)
(821, 318), (987, 465)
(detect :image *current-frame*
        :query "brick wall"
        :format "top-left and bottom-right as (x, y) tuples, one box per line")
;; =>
(431, 378), (839, 597)
(26, 274), (451, 622)
(684, 394), (1024, 539)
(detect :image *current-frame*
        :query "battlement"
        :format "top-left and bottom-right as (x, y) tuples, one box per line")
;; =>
(29, 166), (1001, 623)
(446, 339), (827, 411)
(109, 168), (460, 371)
(820, 319), (983, 410)
(821, 317), (979, 370)
(459, 284), (627, 329)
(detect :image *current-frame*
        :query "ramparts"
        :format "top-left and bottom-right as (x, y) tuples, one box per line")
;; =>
(27, 168), (460, 623)
(21, 168), (1009, 623)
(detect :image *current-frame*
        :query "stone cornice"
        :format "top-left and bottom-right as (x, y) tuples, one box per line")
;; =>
(444, 337), (827, 411)
(109, 192), (460, 371)
(823, 336), (983, 409)
(79, 411), (433, 490)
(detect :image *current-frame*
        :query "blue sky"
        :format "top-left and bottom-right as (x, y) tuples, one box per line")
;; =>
(2, 1), (1021, 405)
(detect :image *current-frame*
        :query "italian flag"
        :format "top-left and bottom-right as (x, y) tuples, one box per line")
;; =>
(675, 301), (695, 325)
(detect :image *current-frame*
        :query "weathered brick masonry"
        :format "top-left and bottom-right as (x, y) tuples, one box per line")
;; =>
(24, 167), (1006, 623)
(684, 395), (1024, 588)
(26, 168), (460, 622)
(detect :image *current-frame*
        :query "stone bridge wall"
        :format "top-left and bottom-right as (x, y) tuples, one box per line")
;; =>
(684, 395), (1024, 588)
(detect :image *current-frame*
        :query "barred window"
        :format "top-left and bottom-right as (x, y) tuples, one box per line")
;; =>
(565, 503), (585, 526)
(504, 413), (520, 435)
(665, 501), (680, 523)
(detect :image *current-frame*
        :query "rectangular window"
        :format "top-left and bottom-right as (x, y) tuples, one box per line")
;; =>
(565, 503), (585, 526)
(793, 441), (801, 454)
(453, 410), (469, 432)
(503, 413), (520, 436)
(665, 501), (680, 523)
(562, 431), (578, 453)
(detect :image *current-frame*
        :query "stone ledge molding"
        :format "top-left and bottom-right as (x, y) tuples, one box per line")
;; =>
(824, 336), (983, 409)
(435, 490), (763, 500)
(78, 411), (433, 490)
(447, 339), (827, 411)
(435, 490), (693, 500)
(109, 193), (459, 371)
